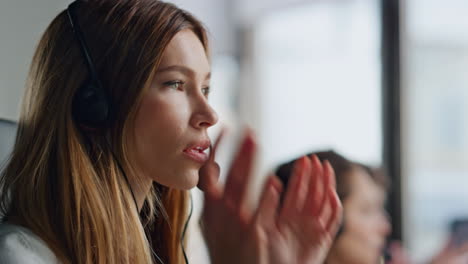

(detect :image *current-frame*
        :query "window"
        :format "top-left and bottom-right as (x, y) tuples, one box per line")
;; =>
(240, 0), (383, 176)
(403, 0), (468, 260)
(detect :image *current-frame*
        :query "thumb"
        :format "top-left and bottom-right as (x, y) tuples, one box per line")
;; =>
(199, 160), (221, 198)
(198, 128), (225, 198)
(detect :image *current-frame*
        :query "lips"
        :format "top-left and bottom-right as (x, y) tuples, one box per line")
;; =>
(183, 139), (210, 163)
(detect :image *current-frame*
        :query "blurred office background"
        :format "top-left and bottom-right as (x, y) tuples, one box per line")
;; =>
(1, 0), (468, 262)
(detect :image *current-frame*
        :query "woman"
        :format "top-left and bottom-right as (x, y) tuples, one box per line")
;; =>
(0, 0), (342, 263)
(276, 151), (468, 264)
(276, 151), (391, 264)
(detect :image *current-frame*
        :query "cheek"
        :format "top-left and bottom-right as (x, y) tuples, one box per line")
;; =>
(345, 210), (379, 243)
(332, 213), (381, 262)
(130, 91), (200, 189)
(136, 92), (191, 140)
(140, 93), (189, 129)
(132, 93), (189, 168)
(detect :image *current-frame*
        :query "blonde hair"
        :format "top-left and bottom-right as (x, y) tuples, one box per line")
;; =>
(0, 0), (208, 263)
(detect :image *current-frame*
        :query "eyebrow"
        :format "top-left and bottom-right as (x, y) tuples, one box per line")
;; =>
(156, 65), (211, 80)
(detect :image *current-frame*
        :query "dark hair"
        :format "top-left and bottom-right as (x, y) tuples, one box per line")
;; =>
(275, 150), (389, 202)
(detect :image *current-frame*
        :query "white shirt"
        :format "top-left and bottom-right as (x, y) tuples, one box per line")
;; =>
(0, 223), (59, 264)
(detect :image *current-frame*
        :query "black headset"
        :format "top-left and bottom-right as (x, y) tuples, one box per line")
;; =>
(66, 2), (192, 263)
(67, 0), (111, 129)
(67, 0), (140, 209)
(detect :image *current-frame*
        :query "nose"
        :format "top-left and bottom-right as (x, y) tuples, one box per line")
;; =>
(190, 99), (219, 129)
(378, 211), (392, 236)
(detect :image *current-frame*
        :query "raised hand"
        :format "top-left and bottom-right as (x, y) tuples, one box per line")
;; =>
(262, 155), (342, 264)
(429, 239), (468, 264)
(198, 131), (342, 264)
(199, 131), (266, 264)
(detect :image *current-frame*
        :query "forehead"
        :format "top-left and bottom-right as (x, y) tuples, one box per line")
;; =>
(348, 167), (385, 199)
(159, 29), (210, 71)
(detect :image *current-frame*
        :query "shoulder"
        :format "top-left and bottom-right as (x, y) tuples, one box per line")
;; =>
(0, 223), (60, 264)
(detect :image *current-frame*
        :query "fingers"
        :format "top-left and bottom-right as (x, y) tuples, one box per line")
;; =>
(323, 162), (342, 233)
(315, 161), (332, 217)
(327, 160), (336, 189)
(453, 242), (468, 256)
(199, 161), (221, 199)
(253, 176), (283, 230)
(198, 129), (225, 198)
(431, 242), (468, 264)
(222, 130), (257, 211)
(300, 156), (341, 234)
(387, 241), (412, 264)
(302, 155), (326, 216)
(325, 186), (342, 234)
(279, 156), (311, 220)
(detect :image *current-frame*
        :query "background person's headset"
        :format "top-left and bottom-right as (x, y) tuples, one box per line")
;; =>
(66, 1), (192, 263)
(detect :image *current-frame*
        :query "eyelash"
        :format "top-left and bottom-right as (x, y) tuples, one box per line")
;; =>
(164, 80), (211, 97)
(164, 80), (185, 90)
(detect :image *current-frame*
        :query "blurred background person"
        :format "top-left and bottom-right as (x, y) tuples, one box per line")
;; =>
(276, 150), (468, 264)
(276, 151), (391, 264)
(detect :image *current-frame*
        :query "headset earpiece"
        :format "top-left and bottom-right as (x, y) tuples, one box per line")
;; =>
(67, 0), (110, 129)
(72, 80), (110, 128)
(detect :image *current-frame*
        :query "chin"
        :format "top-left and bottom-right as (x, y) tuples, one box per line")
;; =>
(184, 173), (200, 189)
(169, 169), (200, 190)
(178, 180), (198, 190)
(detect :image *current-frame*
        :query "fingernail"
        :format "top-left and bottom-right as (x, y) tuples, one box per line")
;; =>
(311, 154), (319, 163)
(293, 157), (305, 175)
(269, 183), (279, 196)
(243, 130), (256, 151)
(271, 177), (282, 193)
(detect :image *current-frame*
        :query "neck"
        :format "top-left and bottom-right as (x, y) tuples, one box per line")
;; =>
(127, 171), (153, 212)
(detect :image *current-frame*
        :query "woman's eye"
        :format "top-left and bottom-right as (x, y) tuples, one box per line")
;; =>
(201, 87), (210, 97)
(164, 81), (184, 90)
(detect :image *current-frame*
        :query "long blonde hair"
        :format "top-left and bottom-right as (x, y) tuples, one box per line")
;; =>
(0, 0), (209, 263)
